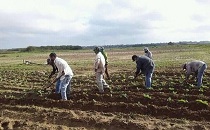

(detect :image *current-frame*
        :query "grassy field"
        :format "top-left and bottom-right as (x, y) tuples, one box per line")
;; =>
(1, 44), (210, 72)
(0, 44), (210, 130)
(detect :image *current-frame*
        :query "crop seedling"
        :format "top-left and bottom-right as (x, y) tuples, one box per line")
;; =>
(202, 86), (209, 89)
(178, 99), (188, 103)
(143, 94), (152, 99)
(189, 84), (195, 88)
(169, 87), (175, 91)
(161, 81), (167, 86)
(199, 88), (204, 92)
(196, 100), (208, 106)
(120, 93), (128, 99)
(137, 102), (142, 107)
(172, 91), (177, 94)
(158, 88), (163, 91)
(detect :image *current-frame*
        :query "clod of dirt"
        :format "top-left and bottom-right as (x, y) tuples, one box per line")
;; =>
(1, 121), (13, 130)
(127, 121), (148, 130)
(192, 125), (207, 130)
(47, 93), (61, 100)
(13, 121), (22, 128)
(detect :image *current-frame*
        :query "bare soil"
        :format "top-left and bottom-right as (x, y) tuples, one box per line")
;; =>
(0, 70), (210, 130)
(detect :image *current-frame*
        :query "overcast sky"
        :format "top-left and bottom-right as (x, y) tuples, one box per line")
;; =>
(0, 0), (210, 49)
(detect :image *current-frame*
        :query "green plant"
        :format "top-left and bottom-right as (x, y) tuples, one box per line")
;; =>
(196, 100), (208, 106)
(178, 99), (188, 103)
(169, 87), (174, 91)
(121, 93), (128, 99)
(143, 94), (152, 99)
(172, 91), (177, 94)
(199, 88), (204, 92)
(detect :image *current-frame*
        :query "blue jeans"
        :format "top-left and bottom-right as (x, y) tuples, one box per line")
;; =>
(145, 68), (154, 88)
(55, 78), (71, 95)
(197, 64), (207, 87)
(60, 75), (72, 100)
(55, 79), (61, 94)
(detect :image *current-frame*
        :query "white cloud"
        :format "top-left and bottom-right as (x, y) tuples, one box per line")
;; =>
(0, 0), (210, 49)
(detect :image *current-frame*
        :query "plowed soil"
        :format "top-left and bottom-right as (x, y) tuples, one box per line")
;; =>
(0, 69), (210, 130)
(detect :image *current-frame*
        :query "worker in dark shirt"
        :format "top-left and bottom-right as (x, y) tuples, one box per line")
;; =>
(47, 58), (58, 78)
(47, 58), (60, 93)
(132, 55), (155, 88)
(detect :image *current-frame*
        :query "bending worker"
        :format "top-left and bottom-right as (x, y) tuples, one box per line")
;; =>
(182, 60), (207, 87)
(49, 53), (73, 100)
(132, 55), (155, 88)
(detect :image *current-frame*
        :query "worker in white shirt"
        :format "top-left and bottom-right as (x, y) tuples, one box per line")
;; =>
(144, 47), (152, 59)
(49, 53), (74, 100)
(182, 60), (207, 87)
(93, 47), (110, 93)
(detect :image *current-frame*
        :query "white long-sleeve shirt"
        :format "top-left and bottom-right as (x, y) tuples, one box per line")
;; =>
(54, 57), (73, 80)
(94, 52), (105, 73)
(185, 60), (206, 78)
(145, 51), (152, 59)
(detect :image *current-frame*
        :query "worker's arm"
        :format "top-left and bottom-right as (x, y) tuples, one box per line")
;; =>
(94, 57), (100, 72)
(185, 65), (191, 81)
(134, 64), (141, 79)
(52, 71), (64, 83)
(190, 71), (198, 80)
(148, 51), (152, 59)
(49, 64), (57, 78)
(103, 52), (108, 62)
(53, 62), (64, 82)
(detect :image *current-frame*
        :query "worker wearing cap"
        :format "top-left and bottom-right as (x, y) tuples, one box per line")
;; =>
(132, 55), (155, 88)
(93, 47), (110, 93)
(47, 58), (60, 94)
(144, 47), (152, 59)
(100, 47), (110, 80)
(49, 53), (74, 100)
(182, 60), (207, 87)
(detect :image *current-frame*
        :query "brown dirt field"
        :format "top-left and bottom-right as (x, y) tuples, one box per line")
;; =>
(0, 68), (210, 129)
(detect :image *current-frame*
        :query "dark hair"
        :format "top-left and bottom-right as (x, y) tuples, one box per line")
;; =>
(47, 58), (51, 64)
(132, 55), (137, 61)
(93, 47), (100, 52)
(49, 53), (56, 58)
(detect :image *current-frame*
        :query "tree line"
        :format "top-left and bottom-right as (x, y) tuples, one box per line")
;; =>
(8, 45), (83, 52)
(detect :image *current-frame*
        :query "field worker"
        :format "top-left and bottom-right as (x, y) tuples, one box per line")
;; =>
(144, 47), (152, 59)
(182, 60), (207, 87)
(100, 47), (110, 80)
(93, 47), (110, 93)
(132, 55), (155, 88)
(49, 53), (73, 100)
(47, 58), (61, 94)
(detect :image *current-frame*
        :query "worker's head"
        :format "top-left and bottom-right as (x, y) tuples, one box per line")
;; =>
(100, 47), (104, 52)
(182, 63), (187, 70)
(93, 47), (100, 54)
(132, 55), (138, 62)
(49, 53), (57, 61)
(47, 58), (54, 65)
(144, 47), (149, 53)
(47, 58), (51, 65)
